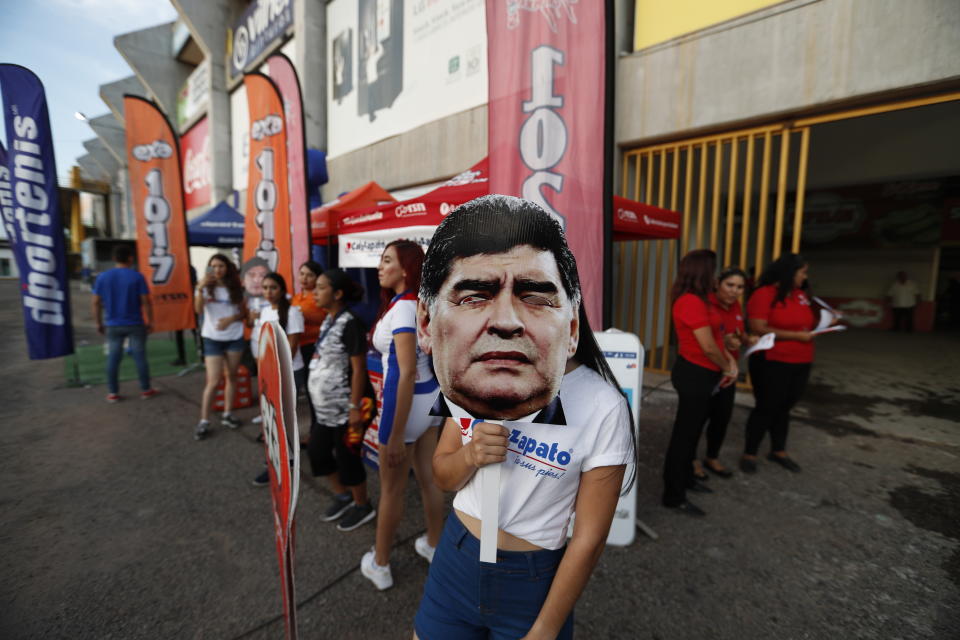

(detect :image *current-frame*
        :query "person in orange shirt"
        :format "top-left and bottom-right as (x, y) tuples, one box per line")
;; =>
(293, 260), (328, 444)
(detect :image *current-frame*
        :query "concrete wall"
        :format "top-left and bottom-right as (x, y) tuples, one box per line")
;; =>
(616, 0), (960, 147)
(322, 105), (487, 199)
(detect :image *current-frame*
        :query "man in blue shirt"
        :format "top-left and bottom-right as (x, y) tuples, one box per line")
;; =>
(92, 246), (156, 402)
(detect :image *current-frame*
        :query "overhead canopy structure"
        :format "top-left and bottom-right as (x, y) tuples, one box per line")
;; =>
(310, 181), (396, 245)
(338, 159), (489, 267)
(187, 199), (245, 247)
(612, 195), (681, 241)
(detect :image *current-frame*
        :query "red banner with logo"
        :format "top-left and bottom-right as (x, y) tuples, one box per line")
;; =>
(257, 321), (300, 639)
(123, 95), (196, 332)
(180, 116), (211, 210)
(267, 54), (309, 292)
(487, 1), (608, 324)
(243, 73), (294, 289)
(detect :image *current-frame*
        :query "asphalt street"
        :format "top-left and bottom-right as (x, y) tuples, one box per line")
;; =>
(1, 280), (958, 639)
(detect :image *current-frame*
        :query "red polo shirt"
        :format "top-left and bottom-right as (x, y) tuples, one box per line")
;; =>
(708, 293), (745, 359)
(747, 285), (816, 363)
(673, 293), (724, 371)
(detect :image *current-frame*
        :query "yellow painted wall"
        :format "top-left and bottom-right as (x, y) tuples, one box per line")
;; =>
(634, 0), (785, 51)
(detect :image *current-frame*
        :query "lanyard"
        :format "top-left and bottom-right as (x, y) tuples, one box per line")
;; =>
(316, 309), (346, 348)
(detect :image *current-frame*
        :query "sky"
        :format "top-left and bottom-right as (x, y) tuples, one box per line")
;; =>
(0, 0), (179, 184)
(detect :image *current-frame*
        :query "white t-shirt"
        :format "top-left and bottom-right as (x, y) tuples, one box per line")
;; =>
(452, 365), (633, 550)
(888, 280), (919, 308)
(200, 286), (244, 341)
(370, 293), (436, 391)
(252, 304), (305, 371)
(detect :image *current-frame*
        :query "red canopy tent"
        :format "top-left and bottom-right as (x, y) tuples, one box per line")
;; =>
(337, 158), (489, 267)
(310, 181), (396, 245)
(324, 161), (678, 265)
(612, 195), (682, 241)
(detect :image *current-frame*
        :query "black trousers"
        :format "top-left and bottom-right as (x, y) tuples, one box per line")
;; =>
(704, 382), (736, 460)
(892, 306), (914, 332)
(663, 357), (721, 506)
(743, 356), (811, 456)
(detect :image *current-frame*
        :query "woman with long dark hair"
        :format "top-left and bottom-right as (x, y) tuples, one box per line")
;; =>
(293, 260), (328, 444)
(697, 266), (753, 479)
(306, 269), (375, 530)
(411, 195), (635, 639)
(250, 272), (306, 486)
(360, 240), (445, 590)
(194, 254), (248, 440)
(740, 253), (819, 474)
(662, 249), (737, 516)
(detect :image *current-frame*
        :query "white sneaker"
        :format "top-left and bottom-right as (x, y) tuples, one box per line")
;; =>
(414, 534), (436, 564)
(252, 415), (263, 425)
(360, 548), (393, 591)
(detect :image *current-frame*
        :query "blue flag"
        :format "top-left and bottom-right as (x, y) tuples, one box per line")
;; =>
(0, 141), (17, 248)
(0, 64), (74, 359)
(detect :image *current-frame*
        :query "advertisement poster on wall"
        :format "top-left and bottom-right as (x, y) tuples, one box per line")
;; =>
(326, 0), (487, 158)
(181, 117), (211, 211)
(177, 60), (209, 129)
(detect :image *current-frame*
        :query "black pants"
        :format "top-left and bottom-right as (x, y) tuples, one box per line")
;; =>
(744, 356), (811, 455)
(892, 306), (914, 332)
(704, 383), (736, 460)
(663, 357), (722, 506)
(300, 343), (318, 429)
(308, 422), (367, 486)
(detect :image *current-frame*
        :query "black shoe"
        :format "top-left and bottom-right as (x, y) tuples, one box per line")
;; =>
(321, 494), (353, 522)
(739, 457), (757, 474)
(687, 480), (713, 494)
(704, 460), (734, 478)
(251, 469), (270, 487)
(665, 501), (706, 517)
(337, 503), (376, 531)
(767, 453), (802, 472)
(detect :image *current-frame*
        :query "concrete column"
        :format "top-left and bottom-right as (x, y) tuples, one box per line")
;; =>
(115, 22), (193, 118)
(77, 155), (109, 183)
(171, 0), (236, 205)
(87, 114), (126, 165)
(294, 0), (326, 151)
(100, 76), (147, 123)
(83, 139), (120, 179)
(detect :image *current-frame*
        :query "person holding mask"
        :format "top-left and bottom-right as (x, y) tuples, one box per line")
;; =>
(698, 267), (753, 479)
(251, 272), (305, 486)
(195, 254), (247, 440)
(663, 250), (737, 516)
(306, 269), (375, 531)
(740, 253), (817, 474)
(412, 195), (634, 640)
(360, 241), (444, 590)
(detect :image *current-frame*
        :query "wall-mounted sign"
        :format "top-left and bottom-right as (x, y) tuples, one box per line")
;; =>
(177, 60), (210, 129)
(181, 117), (211, 210)
(326, 0), (487, 158)
(230, 0), (293, 80)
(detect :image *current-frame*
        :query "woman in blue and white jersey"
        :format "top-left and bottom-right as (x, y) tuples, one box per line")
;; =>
(360, 240), (445, 591)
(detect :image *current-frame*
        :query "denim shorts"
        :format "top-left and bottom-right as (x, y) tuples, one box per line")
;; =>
(202, 337), (247, 357)
(414, 513), (573, 640)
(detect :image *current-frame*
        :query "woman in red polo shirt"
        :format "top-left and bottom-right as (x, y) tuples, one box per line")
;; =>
(697, 266), (753, 479)
(663, 250), (738, 516)
(741, 253), (817, 474)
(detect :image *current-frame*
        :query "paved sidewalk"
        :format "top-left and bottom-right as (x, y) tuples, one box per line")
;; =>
(1, 280), (958, 639)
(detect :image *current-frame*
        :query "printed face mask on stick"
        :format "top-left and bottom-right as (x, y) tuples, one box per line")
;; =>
(418, 195), (581, 561)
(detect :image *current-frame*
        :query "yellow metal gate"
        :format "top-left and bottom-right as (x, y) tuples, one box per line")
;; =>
(614, 124), (811, 372)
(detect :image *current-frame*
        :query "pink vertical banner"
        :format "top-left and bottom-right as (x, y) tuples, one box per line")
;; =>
(486, 1), (608, 325)
(267, 53), (310, 292)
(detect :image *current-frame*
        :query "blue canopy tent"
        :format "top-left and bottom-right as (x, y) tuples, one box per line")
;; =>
(187, 199), (244, 247)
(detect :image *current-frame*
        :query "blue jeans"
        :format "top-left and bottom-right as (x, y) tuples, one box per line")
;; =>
(414, 513), (573, 640)
(106, 325), (150, 394)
